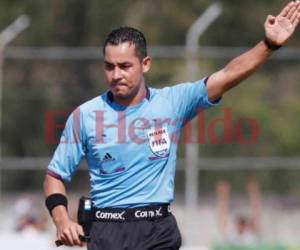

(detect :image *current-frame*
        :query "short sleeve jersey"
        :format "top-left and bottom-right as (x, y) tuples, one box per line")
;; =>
(48, 78), (219, 208)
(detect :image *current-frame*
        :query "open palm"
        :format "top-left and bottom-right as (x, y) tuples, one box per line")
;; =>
(265, 1), (300, 45)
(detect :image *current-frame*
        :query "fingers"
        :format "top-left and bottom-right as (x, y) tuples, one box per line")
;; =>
(57, 222), (84, 246)
(286, 3), (298, 19)
(70, 226), (83, 246)
(59, 229), (81, 246)
(277, 1), (300, 27)
(60, 228), (74, 246)
(291, 2), (300, 25)
(77, 225), (85, 239)
(293, 13), (300, 27)
(290, 4), (300, 24)
(75, 224), (85, 246)
(279, 1), (296, 17)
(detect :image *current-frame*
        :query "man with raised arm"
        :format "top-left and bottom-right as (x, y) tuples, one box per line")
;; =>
(44, 2), (300, 249)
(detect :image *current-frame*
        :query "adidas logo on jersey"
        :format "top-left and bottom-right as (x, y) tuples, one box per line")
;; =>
(101, 153), (115, 162)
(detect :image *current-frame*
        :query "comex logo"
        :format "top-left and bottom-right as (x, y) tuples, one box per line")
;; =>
(95, 211), (125, 220)
(134, 207), (163, 218)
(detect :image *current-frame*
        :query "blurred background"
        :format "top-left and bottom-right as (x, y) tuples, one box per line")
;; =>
(0, 0), (300, 249)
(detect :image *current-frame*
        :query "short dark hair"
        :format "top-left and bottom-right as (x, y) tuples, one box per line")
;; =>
(103, 26), (147, 60)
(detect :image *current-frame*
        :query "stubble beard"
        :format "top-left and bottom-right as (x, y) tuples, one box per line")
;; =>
(112, 83), (145, 105)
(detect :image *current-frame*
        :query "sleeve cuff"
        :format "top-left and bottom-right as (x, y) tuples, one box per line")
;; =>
(202, 76), (222, 107)
(207, 96), (222, 106)
(47, 169), (63, 180)
(47, 168), (71, 182)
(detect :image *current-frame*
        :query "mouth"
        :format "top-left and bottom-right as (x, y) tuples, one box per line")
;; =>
(110, 82), (128, 88)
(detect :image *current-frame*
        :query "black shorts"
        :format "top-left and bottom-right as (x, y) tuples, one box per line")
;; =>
(87, 214), (182, 250)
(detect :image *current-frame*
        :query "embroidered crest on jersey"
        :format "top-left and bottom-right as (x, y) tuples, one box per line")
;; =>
(147, 126), (170, 157)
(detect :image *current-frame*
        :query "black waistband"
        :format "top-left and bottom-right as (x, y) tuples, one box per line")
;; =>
(93, 204), (171, 222)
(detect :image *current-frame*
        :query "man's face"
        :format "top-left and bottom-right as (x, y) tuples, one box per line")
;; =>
(104, 42), (151, 101)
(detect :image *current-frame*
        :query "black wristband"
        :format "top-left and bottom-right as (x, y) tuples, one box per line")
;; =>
(264, 37), (282, 51)
(45, 193), (68, 216)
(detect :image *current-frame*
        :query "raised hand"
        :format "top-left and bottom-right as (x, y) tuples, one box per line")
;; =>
(264, 0), (300, 46)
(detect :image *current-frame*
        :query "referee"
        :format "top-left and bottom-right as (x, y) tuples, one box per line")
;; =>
(44, 2), (300, 249)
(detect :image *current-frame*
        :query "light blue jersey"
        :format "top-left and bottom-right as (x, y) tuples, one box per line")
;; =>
(48, 78), (219, 208)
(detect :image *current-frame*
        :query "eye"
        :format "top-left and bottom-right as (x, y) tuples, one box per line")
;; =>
(104, 63), (114, 71)
(119, 64), (132, 70)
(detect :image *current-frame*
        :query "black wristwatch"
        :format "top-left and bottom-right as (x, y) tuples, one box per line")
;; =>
(264, 37), (282, 51)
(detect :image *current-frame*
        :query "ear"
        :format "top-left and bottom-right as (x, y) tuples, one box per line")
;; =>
(142, 56), (152, 73)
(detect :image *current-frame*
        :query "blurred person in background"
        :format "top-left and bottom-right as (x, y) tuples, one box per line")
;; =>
(1, 194), (52, 250)
(43, 1), (299, 249)
(14, 194), (47, 234)
(216, 179), (261, 246)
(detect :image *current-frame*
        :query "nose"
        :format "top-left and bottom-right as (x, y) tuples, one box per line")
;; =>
(112, 67), (122, 81)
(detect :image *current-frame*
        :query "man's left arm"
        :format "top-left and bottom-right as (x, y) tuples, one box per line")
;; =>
(207, 0), (300, 101)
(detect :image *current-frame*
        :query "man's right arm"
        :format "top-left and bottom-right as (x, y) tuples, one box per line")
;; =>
(44, 174), (84, 247)
(206, 1), (300, 101)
